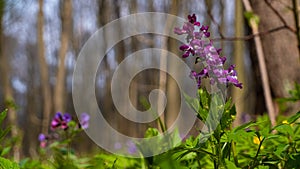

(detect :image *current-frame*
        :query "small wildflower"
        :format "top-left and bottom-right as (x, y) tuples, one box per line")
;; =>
(114, 142), (122, 150)
(38, 133), (47, 148)
(127, 141), (137, 154)
(79, 112), (90, 129)
(282, 120), (294, 127)
(38, 133), (46, 142)
(51, 112), (72, 130)
(253, 136), (262, 145)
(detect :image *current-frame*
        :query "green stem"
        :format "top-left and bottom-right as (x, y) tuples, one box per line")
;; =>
(231, 141), (239, 166)
(193, 148), (217, 158)
(196, 152), (201, 168)
(252, 137), (265, 167)
(218, 140), (222, 168)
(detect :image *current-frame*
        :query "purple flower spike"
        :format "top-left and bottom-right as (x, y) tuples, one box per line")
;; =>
(174, 14), (242, 89)
(79, 112), (90, 129)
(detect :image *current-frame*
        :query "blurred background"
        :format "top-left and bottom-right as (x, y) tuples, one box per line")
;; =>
(0, 0), (299, 160)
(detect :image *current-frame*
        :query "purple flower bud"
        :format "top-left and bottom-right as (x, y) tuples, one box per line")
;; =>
(204, 32), (210, 37)
(188, 13), (201, 26)
(200, 25), (209, 31)
(182, 51), (190, 58)
(179, 44), (190, 51)
(188, 14), (197, 24)
(216, 48), (222, 54)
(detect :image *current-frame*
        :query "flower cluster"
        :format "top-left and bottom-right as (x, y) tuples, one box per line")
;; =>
(38, 112), (90, 148)
(51, 112), (72, 130)
(174, 14), (242, 89)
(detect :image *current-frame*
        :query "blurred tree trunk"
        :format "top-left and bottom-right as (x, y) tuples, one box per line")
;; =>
(0, 0), (20, 161)
(25, 43), (41, 158)
(250, 0), (300, 114)
(97, 0), (116, 139)
(158, 40), (167, 129)
(54, 0), (72, 113)
(165, 0), (180, 129)
(233, 0), (246, 126)
(37, 0), (52, 134)
(114, 0), (130, 136)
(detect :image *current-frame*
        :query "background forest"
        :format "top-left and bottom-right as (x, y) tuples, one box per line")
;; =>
(0, 0), (299, 165)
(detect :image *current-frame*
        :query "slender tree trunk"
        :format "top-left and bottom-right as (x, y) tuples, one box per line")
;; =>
(243, 0), (276, 126)
(38, 0), (52, 134)
(233, 0), (246, 126)
(54, 0), (72, 113)
(0, 0), (20, 161)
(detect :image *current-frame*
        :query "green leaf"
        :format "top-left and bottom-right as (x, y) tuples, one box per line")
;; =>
(183, 92), (199, 114)
(257, 166), (269, 169)
(274, 124), (294, 136)
(274, 144), (289, 158)
(154, 151), (188, 169)
(220, 103), (236, 130)
(233, 121), (256, 132)
(0, 127), (11, 142)
(185, 136), (199, 149)
(285, 153), (300, 169)
(169, 128), (182, 148)
(228, 129), (255, 143)
(244, 11), (260, 26)
(225, 159), (241, 169)
(0, 109), (7, 125)
(198, 89), (210, 110)
(0, 147), (11, 156)
(224, 98), (232, 111)
(287, 111), (300, 124)
(145, 128), (159, 138)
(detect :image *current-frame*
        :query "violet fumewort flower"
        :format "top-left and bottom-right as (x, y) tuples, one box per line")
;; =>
(114, 142), (122, 150)
(51, 112), (72, 130)
(79, 112), (90, 129)
(174, 14), (242, 89)
(38, 133), (47, 148)
(38, 133), (47, 142)
(127, 140), (137, 154)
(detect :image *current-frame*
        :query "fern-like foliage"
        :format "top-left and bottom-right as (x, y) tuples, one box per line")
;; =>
(0, 156), (19, 169)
